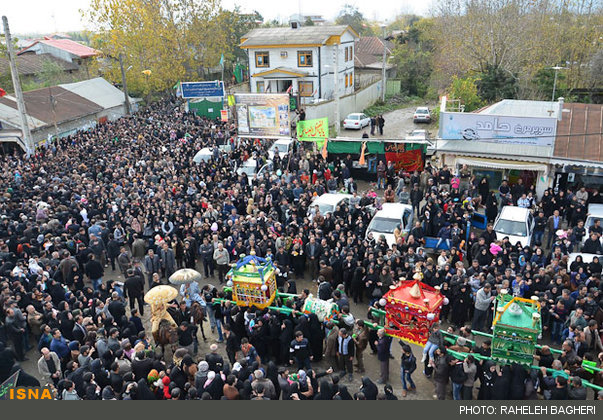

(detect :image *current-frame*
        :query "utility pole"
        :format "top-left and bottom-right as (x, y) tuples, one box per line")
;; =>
(2, 16), (33, 155)
(333, 43), (340, 137)
(381, 24), (387, 102)
(119, 53), (131, 115)
(550, 66), (565, 102)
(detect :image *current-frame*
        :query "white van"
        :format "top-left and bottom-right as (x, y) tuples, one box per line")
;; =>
(268, 139), (294, 159)
(307, 193), (352, 217)
(366, 203), (414, 248)
(493, 206), (534, 247)
(583, 203), (603, 246)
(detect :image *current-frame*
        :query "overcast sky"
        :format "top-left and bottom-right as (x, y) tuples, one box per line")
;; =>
(3, 0), (431, 35)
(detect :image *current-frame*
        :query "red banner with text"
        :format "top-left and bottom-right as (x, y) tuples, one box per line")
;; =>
(384, 145), (424, 172)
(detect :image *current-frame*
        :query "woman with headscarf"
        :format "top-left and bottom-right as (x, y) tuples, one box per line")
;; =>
(451, 284), (472, 328)
(202, 370), (224, 400)
(507, 363), (527, 400)
(136, 377), (156, 400)
(335, 384), (353, 400)
(90, 358), (110, 388)
(307, 314), (324, 362)
(478, 177), (490, 205)
(279, 319), (294, 365)
(266, 361), (281, 400)
(359, 376), (378, 400)
(314, 379), (334, 400)
(194, 361), (209, 390)
(491, 365), (511, 400)
(485, 192), (498, 224)
(477, 361), (497, 400)
(239, 379), (253, 400)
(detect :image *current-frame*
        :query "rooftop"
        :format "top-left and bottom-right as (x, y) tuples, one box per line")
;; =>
(240, 25), (357, 48)
(354, 36), (393, 68)
(479, 99), (561, 119)
(0, 53), (78, 76)
(554, 102), (603, 163)
(18, 39), (99, 58)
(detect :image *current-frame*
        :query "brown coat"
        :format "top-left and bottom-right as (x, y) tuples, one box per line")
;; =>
(324, 326), (340, 357)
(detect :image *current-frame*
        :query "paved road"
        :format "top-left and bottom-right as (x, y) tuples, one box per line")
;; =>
(339, 105), (436, 140)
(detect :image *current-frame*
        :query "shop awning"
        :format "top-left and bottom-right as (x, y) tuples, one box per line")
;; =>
(455, 157), (548, 173)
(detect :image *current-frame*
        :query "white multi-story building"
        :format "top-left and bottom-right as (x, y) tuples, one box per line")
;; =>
(240, 24), (359, 104)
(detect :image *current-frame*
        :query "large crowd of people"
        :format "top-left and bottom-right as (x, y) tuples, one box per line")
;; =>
(0, 98), (602, 400)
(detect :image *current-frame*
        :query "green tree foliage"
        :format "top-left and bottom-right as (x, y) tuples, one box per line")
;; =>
(533, 67), (568, 101)
(391, 18), (435, 97)
(476, 64), (518, 102)
(335, 4), (372, 35)
(83, 0), (255, 96)
(447, 76), (484, 112)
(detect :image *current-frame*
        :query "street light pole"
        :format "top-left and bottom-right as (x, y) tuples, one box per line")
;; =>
(381, 24), (387, 102)
(550, 66), (565, 102)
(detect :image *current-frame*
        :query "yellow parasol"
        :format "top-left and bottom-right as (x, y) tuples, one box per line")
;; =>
(144, 285), (178, 305)
(169, 268), (202, 285)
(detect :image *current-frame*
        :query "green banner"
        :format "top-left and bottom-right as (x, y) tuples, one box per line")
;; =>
(0, 371), (19, 400)
(297, 118), (329, 142)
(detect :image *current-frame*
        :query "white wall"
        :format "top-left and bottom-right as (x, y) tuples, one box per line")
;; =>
(248, 41), (354, 100)
(304, 79), (382, 127)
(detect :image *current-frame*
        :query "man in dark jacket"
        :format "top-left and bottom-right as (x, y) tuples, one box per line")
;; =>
(375, 328), (392, 384)
(124, 269), (145, 316)
(290, 331), (312, 370)
(108, 292), (126, 325)
(199, 238), (214, 278)
(85, 254), (104, 291)
(143, 249), (161, 288)
(400, 342), (417, 397)
(450, 358), (467, 400)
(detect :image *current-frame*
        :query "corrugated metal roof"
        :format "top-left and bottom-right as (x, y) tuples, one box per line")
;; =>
(479, 99), (561, 119)
(0, 86), (102, 127)
(0, 53), (78, 76)
(354, 36), (393, 67)
(241, 25), (354, 47)
(554, 102), (603, 163)
(18, 39), (99, 58)
(0, 101), (46, 130)
(435, 139), (551, 162)
(59, 77), (139, 109)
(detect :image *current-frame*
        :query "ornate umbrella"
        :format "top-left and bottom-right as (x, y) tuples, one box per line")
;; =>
(169, 268), (202, 285)
(144, 285), (178, 305)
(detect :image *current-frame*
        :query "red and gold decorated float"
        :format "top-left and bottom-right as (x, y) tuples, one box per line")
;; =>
(382, 274), (445, 345)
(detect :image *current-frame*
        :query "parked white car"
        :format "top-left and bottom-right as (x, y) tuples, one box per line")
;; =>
(236, 159), (273, 185)
(583, 203), (603, 246)
(268, 139), (294, 159)
(413, 107), (431, 123)
(343, 113), (370, 130)
(307, 193), (352, 217)
(493, 206), (534, 247)
(366, 203), (414, 248)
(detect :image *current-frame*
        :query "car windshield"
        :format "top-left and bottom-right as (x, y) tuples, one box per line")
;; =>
(271, 143), (289, 153)
(238, 163), (256, 176)
(349, 115), (360, 120)
(317, 203), (334, 214)
(416, 109), (428, 114)
(494, 219), (527, 236)
(369, 217), (401, 233)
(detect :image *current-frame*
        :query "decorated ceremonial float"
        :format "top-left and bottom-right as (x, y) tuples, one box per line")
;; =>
(490, 289), (542, 365)
(382, 274), (445, 345)
(225, 254), (277, 309)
